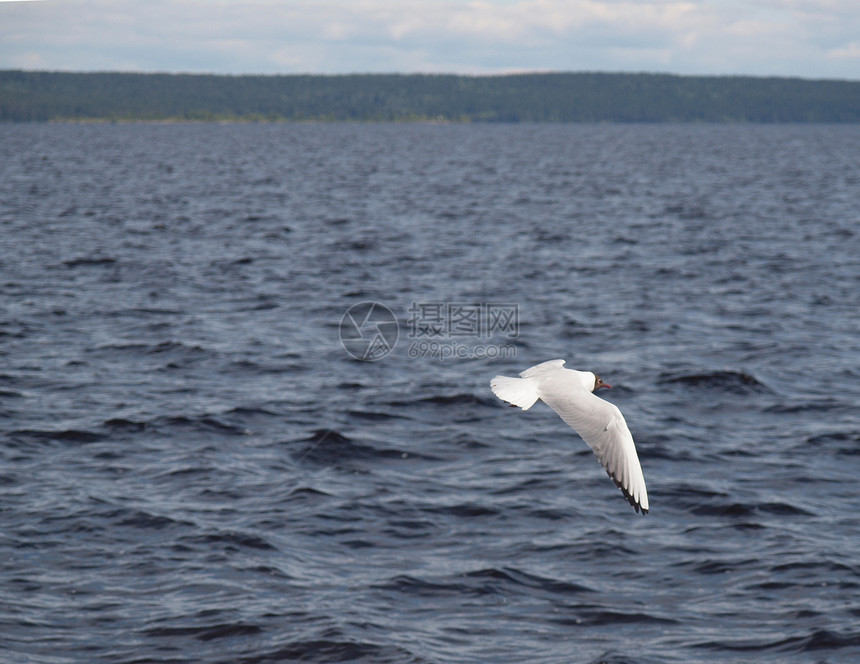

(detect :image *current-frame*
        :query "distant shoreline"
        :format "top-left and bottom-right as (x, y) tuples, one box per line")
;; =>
(3, 70), (859, 123)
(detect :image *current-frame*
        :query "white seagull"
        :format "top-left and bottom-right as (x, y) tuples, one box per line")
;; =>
(491, 359), (649, 514)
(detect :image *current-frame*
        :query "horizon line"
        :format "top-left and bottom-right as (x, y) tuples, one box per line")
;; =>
(3, 68), (860, 84)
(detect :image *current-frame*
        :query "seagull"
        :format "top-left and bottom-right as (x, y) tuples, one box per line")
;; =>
(491, 359), (649, 514)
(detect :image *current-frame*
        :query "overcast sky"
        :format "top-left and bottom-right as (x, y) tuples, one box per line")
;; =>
(2, 0), (859, 79)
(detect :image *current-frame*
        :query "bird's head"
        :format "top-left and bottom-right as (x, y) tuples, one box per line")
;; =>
(593, 374), (612, 391)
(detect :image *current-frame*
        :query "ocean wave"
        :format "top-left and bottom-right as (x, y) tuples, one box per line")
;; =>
(6, 428), (105, 445)
(694, 628), (860, 653)
(659, 369), (770, 391)
(290, 429), (438, 467)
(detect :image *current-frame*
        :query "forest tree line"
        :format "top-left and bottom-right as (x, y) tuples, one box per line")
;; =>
(1, 70), (859, 123)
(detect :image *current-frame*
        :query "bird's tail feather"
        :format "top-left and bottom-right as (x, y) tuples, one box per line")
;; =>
(490, 375), (540, 410)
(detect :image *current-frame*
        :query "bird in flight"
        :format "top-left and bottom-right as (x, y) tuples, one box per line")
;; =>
(491, 359), (649, 514)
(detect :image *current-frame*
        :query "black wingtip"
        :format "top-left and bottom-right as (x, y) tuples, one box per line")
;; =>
(607, 471), (648, 515)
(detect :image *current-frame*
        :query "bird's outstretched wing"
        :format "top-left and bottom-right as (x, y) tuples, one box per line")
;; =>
(542, 391), (649, 514)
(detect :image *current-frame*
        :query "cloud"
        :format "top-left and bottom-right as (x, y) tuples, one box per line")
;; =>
(829, 41), (860, 59)
(1, 0), (859, 77)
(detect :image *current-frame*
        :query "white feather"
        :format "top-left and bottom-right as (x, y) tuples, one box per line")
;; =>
(489, 375), (539, 410)
(491, 359), (649, 514)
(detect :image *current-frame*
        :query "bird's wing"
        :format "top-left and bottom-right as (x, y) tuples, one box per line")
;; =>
(540, 390), (649, 513)
(519, 359), (566, 378)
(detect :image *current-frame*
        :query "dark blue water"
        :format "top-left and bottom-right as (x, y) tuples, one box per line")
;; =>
(1, 122), (859, 664)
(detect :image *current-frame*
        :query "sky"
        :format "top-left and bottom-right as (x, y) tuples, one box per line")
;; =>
(2, 0), (860, 79)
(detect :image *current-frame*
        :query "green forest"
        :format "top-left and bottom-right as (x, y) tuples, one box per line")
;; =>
(2, 70), (859, 123)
